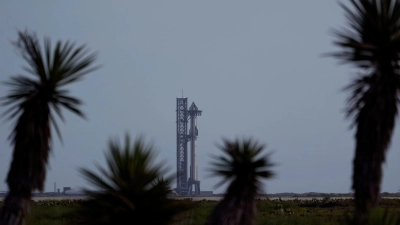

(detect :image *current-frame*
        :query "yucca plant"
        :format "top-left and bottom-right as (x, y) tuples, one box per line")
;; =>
(79, 135), (191, 225)
(0, 30), (97, 225)
(205, 138), (275, 225)
(331, 0), (400, 223)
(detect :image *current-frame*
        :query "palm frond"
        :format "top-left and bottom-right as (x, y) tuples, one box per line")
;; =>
(209, 138), (275, 191)
(332, 0), (400, 67)
(79, 134), (191, 225)
(12, 31), (47, 80)
(3, 30), (98, 141)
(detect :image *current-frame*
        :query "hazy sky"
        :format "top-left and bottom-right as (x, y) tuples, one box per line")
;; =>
(1, 1), (400, 194)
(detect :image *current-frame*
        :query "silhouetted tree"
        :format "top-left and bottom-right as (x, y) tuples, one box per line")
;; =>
(0, 30), (97, 225)
(331, 0), (400, 223)
(79, 135), (191, 225)
(206, 138), (275, 225)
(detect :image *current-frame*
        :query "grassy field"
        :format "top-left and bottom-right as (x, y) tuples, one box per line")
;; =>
(3, 198), (400, 225)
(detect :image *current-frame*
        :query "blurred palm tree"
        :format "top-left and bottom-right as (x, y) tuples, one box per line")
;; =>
(79, 135), (191, 225)
(205, 138), (275, 225)
(0, 30), (98, 225)
(331, 0), (400, 223)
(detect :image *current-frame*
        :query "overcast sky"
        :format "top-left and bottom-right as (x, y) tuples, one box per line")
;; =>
(1, 1), (400, 194)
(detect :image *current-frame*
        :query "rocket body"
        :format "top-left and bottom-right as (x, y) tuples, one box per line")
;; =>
(190, 115), (197, 181)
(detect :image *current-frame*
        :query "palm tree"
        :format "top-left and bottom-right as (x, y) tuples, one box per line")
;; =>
(331, 0), (400, 223)
(79, 135), (191, 225)
(205, 138), (275, 225)
(0, 30), (98, 225)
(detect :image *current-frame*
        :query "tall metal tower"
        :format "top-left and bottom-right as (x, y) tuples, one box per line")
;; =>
(176, 97), (189, 195)
(175, 97), (202, 196)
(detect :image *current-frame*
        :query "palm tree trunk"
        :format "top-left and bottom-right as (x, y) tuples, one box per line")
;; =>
(0, 103), (50, 225)
(353, 141), (385, 224)
(352, 79), (397, 224)
(206, 187), (256, 225)
(0, 191), (31, 225)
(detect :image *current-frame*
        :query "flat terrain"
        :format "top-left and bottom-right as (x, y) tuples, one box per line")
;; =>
(1, 195), (399, 202)
(2, 198), (400, 225)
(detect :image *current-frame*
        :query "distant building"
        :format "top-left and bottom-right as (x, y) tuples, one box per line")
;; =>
(63, 187), (71, 193)
(64, 190), (84, 196)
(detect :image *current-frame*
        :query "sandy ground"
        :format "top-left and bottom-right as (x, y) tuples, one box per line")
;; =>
(0, 196), (399, 202)
(0, 196), (88, 201)
(170, 196), (358, 201)
(0, 196), (355, 202)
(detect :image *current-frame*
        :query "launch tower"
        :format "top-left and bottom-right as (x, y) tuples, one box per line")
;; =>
(175, 97), (202, 195)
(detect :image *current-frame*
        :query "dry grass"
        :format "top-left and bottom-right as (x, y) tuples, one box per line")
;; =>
(2, 198), (400, 225)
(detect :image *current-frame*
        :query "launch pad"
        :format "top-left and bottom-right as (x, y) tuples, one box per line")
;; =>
(175, 97), (202, 196)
